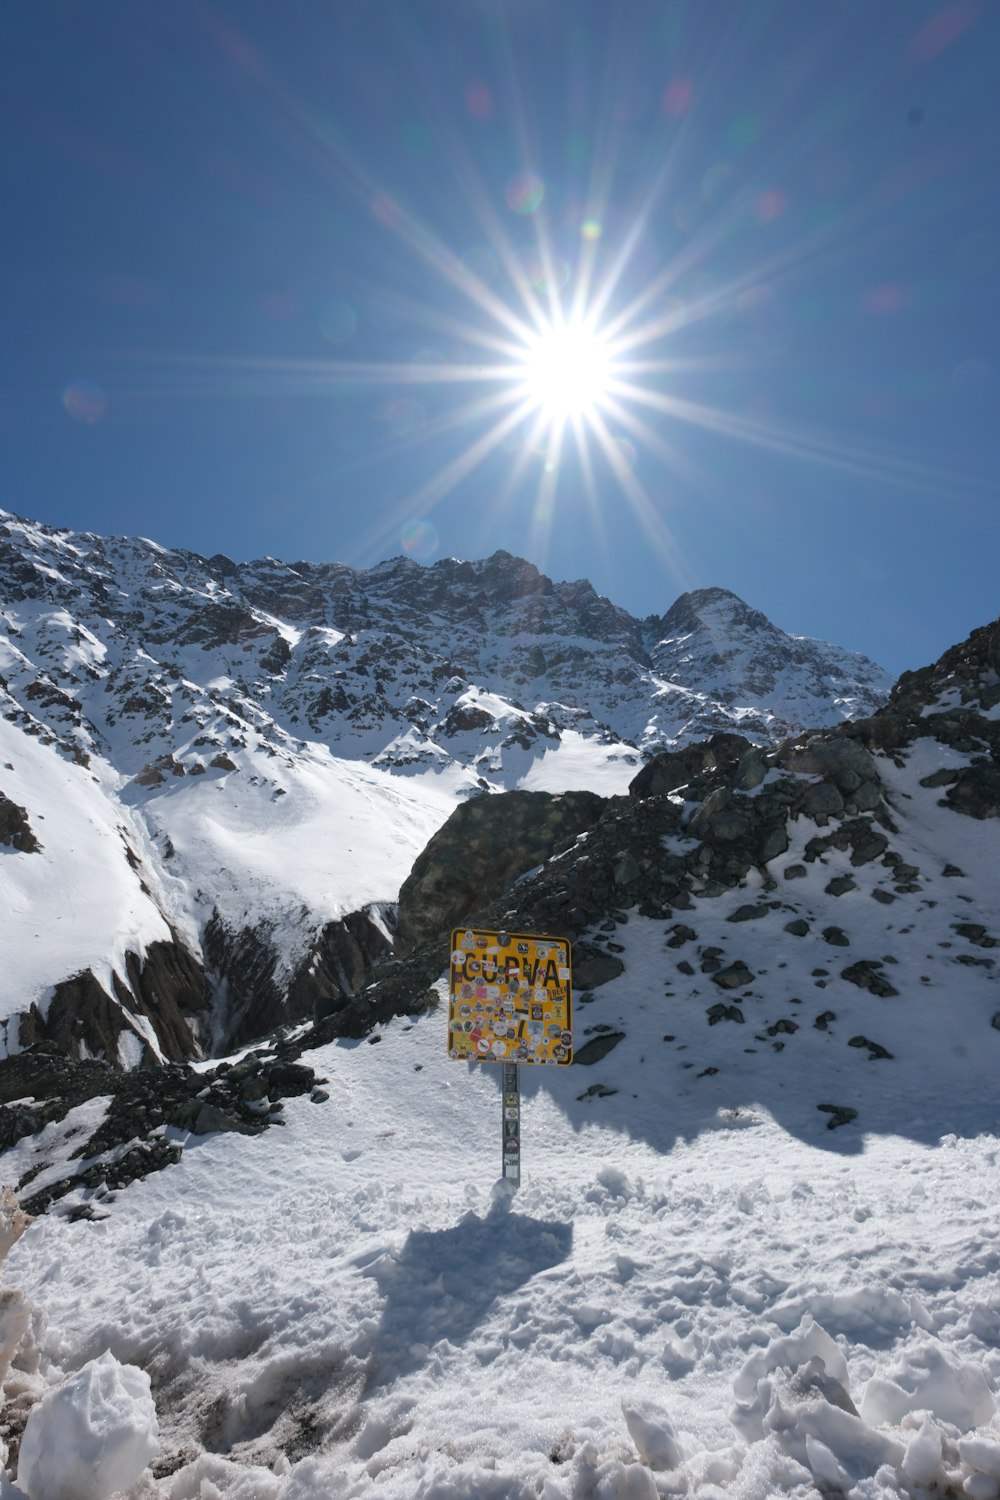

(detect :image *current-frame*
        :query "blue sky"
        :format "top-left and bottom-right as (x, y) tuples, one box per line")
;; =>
(1, 0), (998, 676)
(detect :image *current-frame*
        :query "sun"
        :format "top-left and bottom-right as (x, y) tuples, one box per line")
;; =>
(518, 318), (615, 423)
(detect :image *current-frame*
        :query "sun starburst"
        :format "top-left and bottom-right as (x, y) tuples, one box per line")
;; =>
(517, 318), (615, 424)
(129, 36), (995, 583)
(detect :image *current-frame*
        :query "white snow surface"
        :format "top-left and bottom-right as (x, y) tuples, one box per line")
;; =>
(9, 735), (1000, 1500)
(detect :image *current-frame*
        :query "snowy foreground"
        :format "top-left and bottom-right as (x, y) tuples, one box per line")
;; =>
(8, 969), (1000, 1500)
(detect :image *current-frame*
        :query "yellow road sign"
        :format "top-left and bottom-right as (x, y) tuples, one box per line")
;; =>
(447, 928), (573, 1065)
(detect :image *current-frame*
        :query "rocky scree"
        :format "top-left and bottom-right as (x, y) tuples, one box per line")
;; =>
(0, 1042), (326, 1217)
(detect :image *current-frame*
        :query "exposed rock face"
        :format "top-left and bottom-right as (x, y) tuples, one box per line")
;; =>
(395, 790), (605, 953)
(0, 792), (39, 852)
(16, 934), (211, 1064)
(203, 905), (395, 1051)
(627, 733), (755, 799)
(288, 907), (395, 1025)
(643, 587), (890, 743)
(0, 514), (888, 781)
(845, 613), (1000, 819)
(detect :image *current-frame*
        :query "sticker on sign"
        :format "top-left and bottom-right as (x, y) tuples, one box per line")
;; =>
(447, 928), (573, 1066)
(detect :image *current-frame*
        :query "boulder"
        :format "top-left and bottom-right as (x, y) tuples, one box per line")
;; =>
(712, 961), (754, 990)
(944, 764), (1000, 820)
(707, 1002), (744, 1024)
(817, 1104), (857, 1129)
(728, 903), (769, 923)
(779, 734), (878, 794)
(629, 733), (754, 799)
(395, 789), (605, 953)
(841, 960), (899, 998)
(573, 1031), (625, 1065)
(573, 946), (626, 989)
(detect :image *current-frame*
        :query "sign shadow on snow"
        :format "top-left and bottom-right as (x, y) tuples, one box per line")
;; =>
(467, 1025), (1000, 1159)
(362, 1199), (572, 1388)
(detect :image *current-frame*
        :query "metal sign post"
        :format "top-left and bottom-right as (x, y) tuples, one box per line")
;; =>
(502, 1061), (520, 1185)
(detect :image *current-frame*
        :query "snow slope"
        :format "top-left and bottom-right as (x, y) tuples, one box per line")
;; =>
(0, 716), (180, 1050)
(9, 979), (1000, 1500)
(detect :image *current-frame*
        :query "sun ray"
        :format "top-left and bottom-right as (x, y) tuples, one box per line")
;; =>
(569, 412), (614, 567)
(587, 407), (692, 585)
(350, 397), (536, 561)
(525, 419), (568, 567)
(584, 10), (755, 332)
(386, 13), (554, 333)
(600, 393), (713, 494)
(123, 351), (531, 399)
(252, 65), (544, 350)
(614, 380), (999, 498)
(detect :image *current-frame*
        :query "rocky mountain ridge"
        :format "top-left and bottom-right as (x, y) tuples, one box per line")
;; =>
(0, 508), (890, 1064)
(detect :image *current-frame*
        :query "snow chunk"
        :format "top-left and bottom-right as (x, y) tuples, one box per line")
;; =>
(165, 1453), (283, 1499)
(622, 1399), (684, 1470)
(903, 1415), (944, 1486)
(732, 1315), (850, 1439)
(960, 1435), (1000, 1482)
(17, 1351), (158, 1500)
(860, 1337), (995, 1431)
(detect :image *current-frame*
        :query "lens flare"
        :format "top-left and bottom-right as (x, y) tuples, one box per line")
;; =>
(754, 189), (787, 224)
(381, 396), (427, 438)
(863, 284), (907, 315)
(662, 78), (693, 118)
(401, 518), (439, 560)
(464, 81), (494, 121)
(506, 172), (544, 215)
(62, 381), (107, 424)
(517, 249), (569, 295)
(613, 436), (638, 469)
(319, 299), (358, 344)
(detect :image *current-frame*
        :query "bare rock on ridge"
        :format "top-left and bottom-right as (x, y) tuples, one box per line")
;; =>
(395, 789), (605, 953)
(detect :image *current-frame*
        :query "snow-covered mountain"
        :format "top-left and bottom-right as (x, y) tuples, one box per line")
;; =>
(2, 604), (1000, 1500)
(0, 509), (890, 1062)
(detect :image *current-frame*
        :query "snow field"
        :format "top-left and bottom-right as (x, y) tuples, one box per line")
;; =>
(10, 978), (1000, 1499)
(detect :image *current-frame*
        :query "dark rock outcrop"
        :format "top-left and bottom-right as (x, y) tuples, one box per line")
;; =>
(16, 933), (210, 1064)
(205, 904), (396, 1052)
(395, 789), (605, 953)
(0, 1041), (326, 1216)
(289, 907), (395, 1024)
(0, 792), (39, 852)
(628, 733), (755, 798)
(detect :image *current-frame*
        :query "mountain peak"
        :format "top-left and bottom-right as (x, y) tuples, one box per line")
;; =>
(659, 587), (772, 641)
